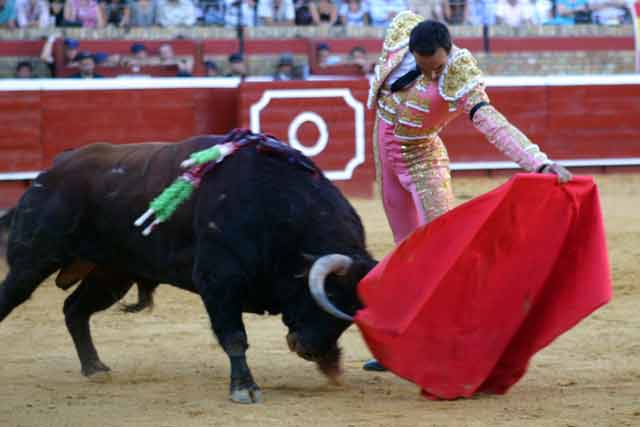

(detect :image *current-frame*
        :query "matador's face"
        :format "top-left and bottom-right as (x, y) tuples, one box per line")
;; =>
(413, 48), (448, 81)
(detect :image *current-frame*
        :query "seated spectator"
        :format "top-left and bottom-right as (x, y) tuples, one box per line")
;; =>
(339, 0), (368, 26)
(15, 61), (34, 78)
(315, 42), (340, 67)
(294, 0), (313, 25)
(225, 52), (247, 78)
(100, 0), (129, 27)
(468, 0), (496, 25)
(589, 0), (629, 25)
(204, 60), (219, 76)
(64, 0), (105, 27)
(40, 34), (80, 76)
(157, 0), (196, 26)
(69, 51), (104, 78)
(496, 0), (532, 26)
(347, 46), (373, 74)
(442, 0), (469, 24)
(527, 0), (552, 24)
(93, 51), (110, 65)
(129, 0), (157, 26)
(223, 0), (258, 27)
(16, 0), (50, 27)
(130, 42), (148, 59)
(198, 0), (224, 25)
(309, 0), (337, 25)
(49, 0), (66, 26)
(367, 0), (407, 27)
(0, 0), (17, 28)
(258, 0), (294, 25)
(273, 52), (295, 80)
(546, 0), (590, 24)
(154, 42), (194, 74)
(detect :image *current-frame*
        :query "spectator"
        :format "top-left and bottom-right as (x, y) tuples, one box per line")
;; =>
(223, 0), (258, 27)
(347, 46), (373, 74)
(258, 0), (294, 25)
(15, 61), (34, 78)
(100, 0), (129, 26)
(157, 0), (196, 26)
(49, 0), (65, 25)
(589, 0), (629, 25)
(156, 42), (194, 74)
(273, 52), (295, 80)
(548, 0), (589, 24)
(204, 60), (219, 76)
(367, 0), (407, 27)
(339, 0), (368, 26)
(0, 0), (17, 28)
(528, 0), (552, 24)
(468, 0), (496, 25)
(64, 0), (105, 27)
(16, 0), (50, 27)
(69, 51), (104, 78)
(496, 0), (532, 26)
(129, 0), (156, 26)
(40, 35), (80, 76)
(315, 42), (341, 67)
(309, 0), (337, 25)
(93, 51), (110, 65)
(294, 0), (313, 24)
(198, 0), (224, 24)
(442, 0), (469, 24)
(130, 42), (148, 59)
(225, 52), (247, 78)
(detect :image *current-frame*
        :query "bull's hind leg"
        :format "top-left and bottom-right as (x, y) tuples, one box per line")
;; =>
(63, 268), (134, 379)
(0, 264), (60, 322)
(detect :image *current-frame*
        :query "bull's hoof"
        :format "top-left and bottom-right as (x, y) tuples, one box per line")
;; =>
(82, 360), (112, 381)
(230, 385), (263, 404)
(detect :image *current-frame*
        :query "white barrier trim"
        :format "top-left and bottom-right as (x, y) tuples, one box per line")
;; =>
(0, 77), (241, 91)
(0, 171), (40, 181)
(1, 74), (640, 92)
(451, 158), (640, 170)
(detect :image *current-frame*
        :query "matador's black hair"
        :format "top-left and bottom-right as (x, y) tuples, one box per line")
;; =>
(409, 20), (452, 56)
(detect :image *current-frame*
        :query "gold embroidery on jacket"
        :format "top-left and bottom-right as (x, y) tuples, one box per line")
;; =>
(439, 49), (483, 102)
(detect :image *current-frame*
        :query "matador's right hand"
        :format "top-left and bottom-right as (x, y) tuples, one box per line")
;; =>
(540, 163), (572, 184)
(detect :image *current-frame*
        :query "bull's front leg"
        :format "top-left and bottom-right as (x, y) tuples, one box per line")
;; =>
(194, 270), (262, 404)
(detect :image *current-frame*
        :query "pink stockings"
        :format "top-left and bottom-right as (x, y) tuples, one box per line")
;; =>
(376, 120), (454, 244)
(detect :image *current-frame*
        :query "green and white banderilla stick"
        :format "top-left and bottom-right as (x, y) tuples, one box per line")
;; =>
(134, 142), (236, 235)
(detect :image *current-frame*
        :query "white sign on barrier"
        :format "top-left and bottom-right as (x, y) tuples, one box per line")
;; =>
(249, 89), (366, 181)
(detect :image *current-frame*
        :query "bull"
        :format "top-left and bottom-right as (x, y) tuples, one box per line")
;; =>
(0, 130), (375, 403)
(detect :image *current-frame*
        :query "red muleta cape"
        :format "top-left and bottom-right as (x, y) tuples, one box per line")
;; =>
(355, 174), (612, 400)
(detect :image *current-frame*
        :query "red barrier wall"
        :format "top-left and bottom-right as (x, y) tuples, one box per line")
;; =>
(1, 78), (640, 208)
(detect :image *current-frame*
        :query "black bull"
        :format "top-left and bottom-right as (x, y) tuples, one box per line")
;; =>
(0, 131), (376, 403)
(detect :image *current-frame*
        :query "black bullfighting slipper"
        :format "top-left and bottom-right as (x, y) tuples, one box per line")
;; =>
(363, 359), (388, 372)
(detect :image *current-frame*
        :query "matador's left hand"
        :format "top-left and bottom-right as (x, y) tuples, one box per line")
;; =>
(540, 163), (572, 184)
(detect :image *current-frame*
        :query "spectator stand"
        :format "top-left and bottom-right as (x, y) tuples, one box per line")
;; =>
(0, 39), (48, 77)
(52, 38), (199, 77)
(307, 38), (380, 75)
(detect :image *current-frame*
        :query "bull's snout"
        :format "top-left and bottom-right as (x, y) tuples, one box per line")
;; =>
(286, 332), (314, 361)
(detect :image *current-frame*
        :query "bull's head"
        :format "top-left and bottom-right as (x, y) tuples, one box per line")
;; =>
(283, 253), (375, 383)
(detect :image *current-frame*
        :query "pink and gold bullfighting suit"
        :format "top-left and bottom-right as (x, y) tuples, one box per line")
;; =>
(369, 11), (553, 243)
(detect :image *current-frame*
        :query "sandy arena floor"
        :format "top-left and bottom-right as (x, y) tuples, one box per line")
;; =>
(0, 174), (638, 427)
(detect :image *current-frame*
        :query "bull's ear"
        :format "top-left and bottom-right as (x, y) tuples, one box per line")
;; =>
(294, 253), (319, 279)
(301, 253), (319, 264)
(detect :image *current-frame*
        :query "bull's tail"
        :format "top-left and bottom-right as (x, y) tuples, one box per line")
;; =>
(0, 208), (15, 259)
(120, 280), (159, 313)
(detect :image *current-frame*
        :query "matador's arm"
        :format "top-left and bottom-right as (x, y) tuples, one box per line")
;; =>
(462, 86), (551, 173)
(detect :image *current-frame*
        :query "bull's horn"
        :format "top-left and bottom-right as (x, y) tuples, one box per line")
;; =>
(309, 254), (354, 322)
